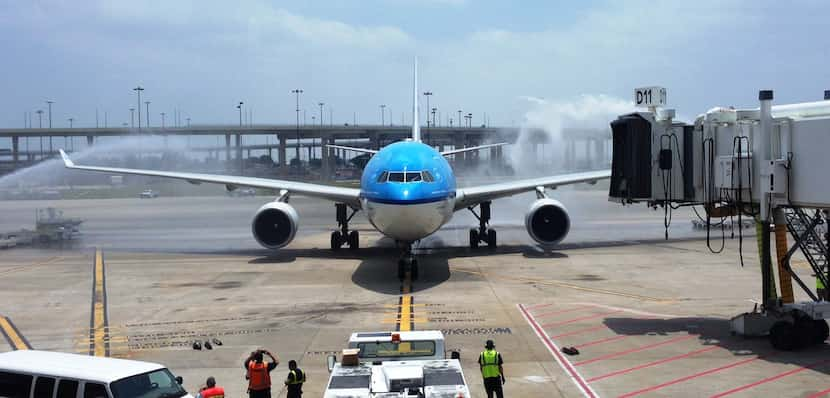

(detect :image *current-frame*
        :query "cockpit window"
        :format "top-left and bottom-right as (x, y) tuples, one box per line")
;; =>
(422, 171), (435, 182)
(377, 171), (388, 183)
(405, 172), (422, 182)
(388, 172), (405, 182)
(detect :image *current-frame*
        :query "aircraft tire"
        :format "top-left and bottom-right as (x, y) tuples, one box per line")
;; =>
(331, 231), (342, 250)
(411, 259), (419, 280)
(348, 230), (359, 250)
(469, 229), (479, 249)
(487, 229), (497, 249)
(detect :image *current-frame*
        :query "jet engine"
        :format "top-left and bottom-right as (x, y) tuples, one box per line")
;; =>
(251, 201), (299, 249)
(525, 198), (571, 246)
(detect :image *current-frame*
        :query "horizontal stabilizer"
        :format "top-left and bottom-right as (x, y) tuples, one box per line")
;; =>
(441, 142), (507, 157)
(325, 144), (378, 155)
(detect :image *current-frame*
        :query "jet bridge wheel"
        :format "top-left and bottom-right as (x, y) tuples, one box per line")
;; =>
(770, 321), (797, 351)
(814, 320), (829, 344)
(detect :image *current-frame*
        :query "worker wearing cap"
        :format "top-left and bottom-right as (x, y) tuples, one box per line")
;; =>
(245, 349), (280, 398)
(197, 377), (224, 398)
(284, 360), (306, 398)
(478, 339), (505, 398)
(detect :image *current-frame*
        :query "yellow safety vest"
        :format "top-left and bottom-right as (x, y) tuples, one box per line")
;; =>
(480, 349), (500, 379)
(286, 369), (306, 385)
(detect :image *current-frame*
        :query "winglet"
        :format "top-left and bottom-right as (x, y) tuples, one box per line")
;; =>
(58, 149), (75, 168)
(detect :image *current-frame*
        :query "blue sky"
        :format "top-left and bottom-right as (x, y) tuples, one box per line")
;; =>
(1, 0), (828, 128)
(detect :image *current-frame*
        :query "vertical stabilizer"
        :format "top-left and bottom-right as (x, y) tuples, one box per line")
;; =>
(412, 57), (421, 142)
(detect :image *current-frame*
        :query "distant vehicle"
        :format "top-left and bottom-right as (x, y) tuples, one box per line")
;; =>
(0, 350), (192, 398)
(139, 189), (159, 198)
(228, 187), (256, 197)
(324, 330), (470, 397)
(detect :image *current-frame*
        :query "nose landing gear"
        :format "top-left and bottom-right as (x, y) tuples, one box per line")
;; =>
(468, 201), (497, 249)
(331, 203), (360, 250)
(397, 244), (419, 281)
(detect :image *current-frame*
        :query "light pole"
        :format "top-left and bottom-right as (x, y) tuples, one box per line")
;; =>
(292, 89), (303, 168)
(145, 101), (151, 127)
(380, 104), (386, 125)
(467, 113), (473, 127)
(458, 110), (462, 128)
(431, 108), (437, 128)
(318, 102), (324, 127)
(133, 86), (144, 131)
(36, 110), (43, 128)
(237, 102), (244, 127)
(46, 100), (54, 128)
(68, 118), (74, 128)
(129, 108), (135, 128)
(160, 112), (166, 129)
(186, 117), (191, 127)
(423, 91), (433, 127)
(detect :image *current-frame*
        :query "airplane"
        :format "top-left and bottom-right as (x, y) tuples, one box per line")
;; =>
(59, 60), (610, 279)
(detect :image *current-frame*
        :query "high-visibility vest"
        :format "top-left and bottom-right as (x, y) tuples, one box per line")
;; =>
(480, 349), (501, 379)
(818, 277), (826, 290)
(200, 386), (225, 398)
(287, 369), (306, 385)
(248, 362), (272, 390)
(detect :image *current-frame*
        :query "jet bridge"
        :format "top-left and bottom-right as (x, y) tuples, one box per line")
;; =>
(609, 87), (830, 350)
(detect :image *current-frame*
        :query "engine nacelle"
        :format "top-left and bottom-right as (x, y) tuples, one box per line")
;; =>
(251, 201), (299, 250)
(525, 198), (571, 246)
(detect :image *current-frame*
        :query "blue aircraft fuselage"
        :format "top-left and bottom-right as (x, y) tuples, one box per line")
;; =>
(360, 140), (457, 242)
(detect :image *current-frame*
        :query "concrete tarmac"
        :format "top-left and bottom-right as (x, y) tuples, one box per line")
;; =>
(1, 188), (828, 397)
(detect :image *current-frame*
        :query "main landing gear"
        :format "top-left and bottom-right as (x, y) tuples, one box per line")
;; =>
(331, 203), (359, 250)
(397, 245), (419, 281)
(468, 201), (497, 249)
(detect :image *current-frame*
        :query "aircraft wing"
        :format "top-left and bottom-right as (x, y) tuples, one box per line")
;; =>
(59, 150), (362, 207)
(440, 142), (507, 156)
(454, 169), (611, 210)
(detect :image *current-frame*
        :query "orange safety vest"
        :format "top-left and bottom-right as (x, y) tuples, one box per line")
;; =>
(201, 386), (225, 398)
(248, 362), (272, 390)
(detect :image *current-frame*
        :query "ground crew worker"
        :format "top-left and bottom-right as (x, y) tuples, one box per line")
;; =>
(197, 377), (225, 398)
(284, 360), (306, 398)
(244, 349), (280, 398)
(478, 339), (505, 398)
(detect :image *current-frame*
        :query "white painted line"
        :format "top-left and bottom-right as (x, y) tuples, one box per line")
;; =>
(518, 303), (599, 398)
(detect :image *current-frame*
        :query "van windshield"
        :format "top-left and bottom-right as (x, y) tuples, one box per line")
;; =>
(110, 369), (186, 398)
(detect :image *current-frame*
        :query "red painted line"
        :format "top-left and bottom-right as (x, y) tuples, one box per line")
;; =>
(710, 358), (830, 398)
(576, 334), (628, 349)
(549, 324), (608, 339)
(809, 387), (830, 398)
(587, 345), (720, 382)
(618, 355), (767, 398)
(535, 306), (591, 318)
(518, 304), (598, 398)
(525, 303), (554, 310)
(542, 310), (624, 328)
(574, 334), (696, 366)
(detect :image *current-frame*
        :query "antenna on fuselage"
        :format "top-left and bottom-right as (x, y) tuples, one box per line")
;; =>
(411, 57), (421, 142)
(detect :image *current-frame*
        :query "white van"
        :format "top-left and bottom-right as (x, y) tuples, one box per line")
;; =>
(0, 351), (193, 398)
